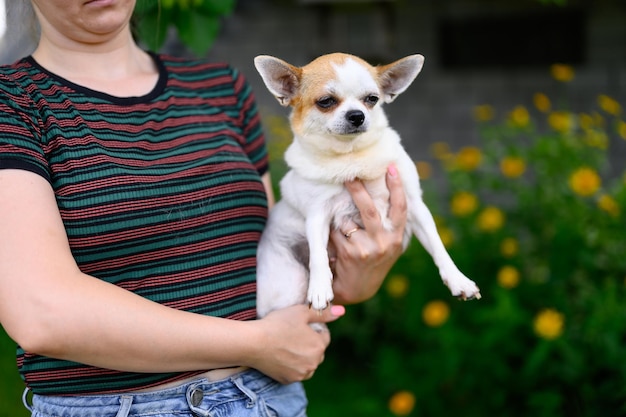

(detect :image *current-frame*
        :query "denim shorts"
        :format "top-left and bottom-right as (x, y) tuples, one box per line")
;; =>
(26, 369), (308, 417)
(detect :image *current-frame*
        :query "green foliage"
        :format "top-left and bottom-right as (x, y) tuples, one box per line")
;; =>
(133, 0), (236, 56)
(266, 69), (625, 416)
(0, 328), (27, 417)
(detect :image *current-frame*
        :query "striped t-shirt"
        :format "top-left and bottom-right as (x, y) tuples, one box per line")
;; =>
(0, 54), (269, 395)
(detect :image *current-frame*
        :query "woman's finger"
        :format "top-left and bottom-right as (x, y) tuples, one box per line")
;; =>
(343, 180), (382, 233)
(386, 164), (408, 231)
(307, 304), (345, 325)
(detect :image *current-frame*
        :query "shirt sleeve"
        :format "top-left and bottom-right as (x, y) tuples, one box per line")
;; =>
(230, 67), (269, 176)
(0, 73), (50, 182)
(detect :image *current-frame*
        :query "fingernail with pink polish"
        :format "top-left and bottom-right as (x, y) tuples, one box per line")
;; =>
(331, 305), (346, 317)
(387, 164), (398, 178)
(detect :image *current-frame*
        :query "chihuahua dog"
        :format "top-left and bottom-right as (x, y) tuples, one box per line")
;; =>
(254, 53), (480, 318)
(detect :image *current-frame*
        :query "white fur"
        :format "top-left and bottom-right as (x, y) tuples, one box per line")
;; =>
(254, 53), (480, 316)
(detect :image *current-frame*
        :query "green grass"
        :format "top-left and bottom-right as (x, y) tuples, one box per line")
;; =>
(0, 328), (28, 417)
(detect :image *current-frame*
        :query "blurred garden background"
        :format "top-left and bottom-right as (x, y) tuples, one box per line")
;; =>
(1, 0), (625, 416)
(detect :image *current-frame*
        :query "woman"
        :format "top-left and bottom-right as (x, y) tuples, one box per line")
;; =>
(0, 1), (407, 416)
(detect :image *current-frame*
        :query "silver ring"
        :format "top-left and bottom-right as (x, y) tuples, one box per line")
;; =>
(343, 227), (359, 240)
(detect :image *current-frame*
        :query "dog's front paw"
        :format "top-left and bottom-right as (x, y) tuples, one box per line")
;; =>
(307, 271), (335, 311)
(442, 270), (481, 301)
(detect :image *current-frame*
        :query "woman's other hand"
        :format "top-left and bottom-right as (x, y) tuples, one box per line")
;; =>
(250, 304), (345, 384)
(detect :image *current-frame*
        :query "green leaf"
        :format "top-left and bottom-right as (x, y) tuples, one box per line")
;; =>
(195, 0), (236, 16)
(133, 7), (172, 52)
(132, 1), (233, 55)
(133, 0), (158, 14)
(174, 11), (220, 56)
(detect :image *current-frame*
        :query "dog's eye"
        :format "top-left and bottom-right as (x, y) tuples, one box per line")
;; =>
(316, 97), (337, 109)
(364, 95), (379, 106)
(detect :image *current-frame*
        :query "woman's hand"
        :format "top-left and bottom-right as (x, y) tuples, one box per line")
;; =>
(329, 164), (407, 304)
(249, 304), (345, 384)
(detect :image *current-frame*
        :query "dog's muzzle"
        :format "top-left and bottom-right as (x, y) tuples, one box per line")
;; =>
(345, 110), (365, 127)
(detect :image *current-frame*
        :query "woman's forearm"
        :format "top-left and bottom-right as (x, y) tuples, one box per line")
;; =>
(0, 170), (257, 373)
(15, 269), (260, 373)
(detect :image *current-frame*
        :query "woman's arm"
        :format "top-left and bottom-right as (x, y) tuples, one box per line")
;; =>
(329, 164), (407, 304)
(0, 169), (339, 384)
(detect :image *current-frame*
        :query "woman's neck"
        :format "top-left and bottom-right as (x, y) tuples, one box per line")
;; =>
(32, 30), (159, 98)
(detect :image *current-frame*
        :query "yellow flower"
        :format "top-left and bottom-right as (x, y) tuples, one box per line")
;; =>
(500, 156), (526, 178)
(422, 300), (450, 327)
(266, 115), (292, 138)
(455, 146), (482, 171)
(597, 194), (620, 217)
(548, 111), (573, 134)
(618, 120), (626, 140)
(389, 390), (416, 416)
(579, 113), (594, 130)
(569, 167), (601, 197)
(386, 274), (410, 298)
(415, 161), (432, 180)
(265, 115), (292, 163)
(477, 206), (505, 232)
(533, 308), (565, 340)
(584, 130), (608, 150)
(433, 215), (445, 227)
(497, 265), (520, 289)
(450, 192), (478, 217)
(509, 106), (530, 128)
(533, 93), (551, 113)
(438, 226), (454, 248)
(473, 104), (495, 122)
(598, 94), (622, 116)
(550, 64), (575, 82)
(430, 141), (452, 160)
(592, 111), (605, 128)
(500, 237), (519, 258)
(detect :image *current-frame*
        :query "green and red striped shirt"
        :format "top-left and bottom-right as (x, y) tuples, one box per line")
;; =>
(0, 54), (269, 395)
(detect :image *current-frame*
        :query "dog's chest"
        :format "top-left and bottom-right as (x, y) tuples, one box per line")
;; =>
(329, 177), (391, 229)
(284, 129), (400, 184)
(339, 177), (391, 216)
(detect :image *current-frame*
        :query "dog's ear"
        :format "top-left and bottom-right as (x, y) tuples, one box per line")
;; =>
(254, 56), (302, 107)
(377, 54), (424, 103)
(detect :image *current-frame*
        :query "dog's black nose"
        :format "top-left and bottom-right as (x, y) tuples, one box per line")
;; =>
(346, 110), (365, 127)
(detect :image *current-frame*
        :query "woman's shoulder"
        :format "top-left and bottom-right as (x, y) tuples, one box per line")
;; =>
(154, 53), (249, 97)
(0, 58), (33, 85)
(0, 58), (38, 104)
(156, 53), (236, 77)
